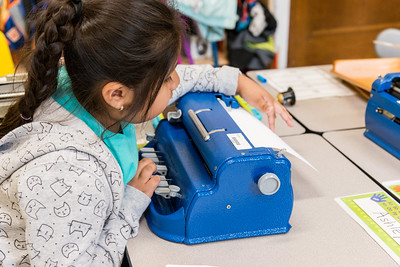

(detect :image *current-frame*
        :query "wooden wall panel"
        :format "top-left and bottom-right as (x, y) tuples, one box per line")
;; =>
(288, 0), (400, 67)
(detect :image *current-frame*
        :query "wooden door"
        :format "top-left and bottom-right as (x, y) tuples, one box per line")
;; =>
(288, 0), (400, 67)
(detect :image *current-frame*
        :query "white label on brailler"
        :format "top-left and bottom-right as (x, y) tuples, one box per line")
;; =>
(227, 133), (252, 150)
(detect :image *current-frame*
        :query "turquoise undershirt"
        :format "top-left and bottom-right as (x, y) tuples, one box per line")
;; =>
(53, 67), (138, 185)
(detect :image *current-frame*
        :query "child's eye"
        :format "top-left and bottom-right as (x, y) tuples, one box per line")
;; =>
(164, 76), (172, 83)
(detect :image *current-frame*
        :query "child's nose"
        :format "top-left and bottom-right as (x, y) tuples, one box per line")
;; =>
(171, 71), (180, 91)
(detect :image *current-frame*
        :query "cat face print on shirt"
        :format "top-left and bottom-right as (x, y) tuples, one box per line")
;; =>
(50, 179), (71, 197)
(27, 176), (42, 191)
(93, 200), (107, 218)
(61, 242), (79, 258)
(110, 171), (121, 186)
(19, 151), (34, 163)
(93, 159), (107, 177)
(105, 233), (116, 246)
(78, 192), (92, 206)
(25, 200), (45, 220)
(69, 166), (84, 176)
(183, 66), (195, 81)
(37, 142), (57, 154)
(0, 213), (12, 226)
(37, 122), (53, 141)
(21, 123), (33, 132)
(14, 239), (27, 250)
(37, 224), (54, 242)
(95, 179), (104, 192)
(53, 202), (71, 217)
(69, 220), (92, 237)
(120, 224), (131, 240)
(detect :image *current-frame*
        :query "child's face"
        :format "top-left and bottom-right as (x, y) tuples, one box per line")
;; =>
(135, 70), (180, 122)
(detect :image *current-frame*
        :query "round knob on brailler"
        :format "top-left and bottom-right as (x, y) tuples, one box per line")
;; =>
(258, 173), (280, 195)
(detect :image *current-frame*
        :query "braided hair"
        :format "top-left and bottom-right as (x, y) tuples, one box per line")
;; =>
(0, 0), (183, 138)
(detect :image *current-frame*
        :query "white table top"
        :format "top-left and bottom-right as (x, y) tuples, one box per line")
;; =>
(285, 94), (366, 133)
(127, 134), (396, 267)
(323, 129), (400, 184)
(247, 67), (368, 133)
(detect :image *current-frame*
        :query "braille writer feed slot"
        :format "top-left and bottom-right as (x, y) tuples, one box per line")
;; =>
(188, 109), (210, 141)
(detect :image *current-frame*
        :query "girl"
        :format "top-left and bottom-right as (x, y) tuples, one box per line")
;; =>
(0, 0), (292, 266)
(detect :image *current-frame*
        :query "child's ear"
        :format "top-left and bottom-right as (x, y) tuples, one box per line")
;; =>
(102, 82), (134, 111)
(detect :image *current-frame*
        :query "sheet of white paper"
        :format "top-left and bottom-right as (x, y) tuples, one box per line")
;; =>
(219, 100), (317, 171)
(257, 66), (354, 101)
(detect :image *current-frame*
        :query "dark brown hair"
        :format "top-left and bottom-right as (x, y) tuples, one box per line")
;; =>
(0, 0), (183, 138)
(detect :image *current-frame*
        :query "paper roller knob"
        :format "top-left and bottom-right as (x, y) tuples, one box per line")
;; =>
(258, 173), (280, 195)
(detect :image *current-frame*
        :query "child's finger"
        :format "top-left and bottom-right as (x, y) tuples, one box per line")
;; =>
(264, 104), (276, 132)
(137, 163), (157, 183)
(141, 175), (161, 198)
(147, 174), (161, 188)
(136, 158), (155, 175)
(275, 103), (294, 127)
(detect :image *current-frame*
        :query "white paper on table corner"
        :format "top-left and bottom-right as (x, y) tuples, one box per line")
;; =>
(218, 100), (318, 171)
(256, 66), (354, 101)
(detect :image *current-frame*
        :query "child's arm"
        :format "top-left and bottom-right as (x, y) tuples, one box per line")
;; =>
(236, 74), (293, 132)
(170, 64), (239, 104)
(171, 64), (293, 131)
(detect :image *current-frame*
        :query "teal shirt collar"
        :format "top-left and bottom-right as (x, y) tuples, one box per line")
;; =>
(53, 67), (138, 185)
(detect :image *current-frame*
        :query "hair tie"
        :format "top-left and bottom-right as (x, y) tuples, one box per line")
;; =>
(20, 113), (32, 121)
(72, 0), (82, 19)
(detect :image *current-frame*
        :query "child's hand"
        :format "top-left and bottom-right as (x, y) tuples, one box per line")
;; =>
(127, 158), (160, 198)
(236, 74), (294, 132)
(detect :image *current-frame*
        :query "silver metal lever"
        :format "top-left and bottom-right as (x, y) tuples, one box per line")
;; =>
(188, 109), (210, 141)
